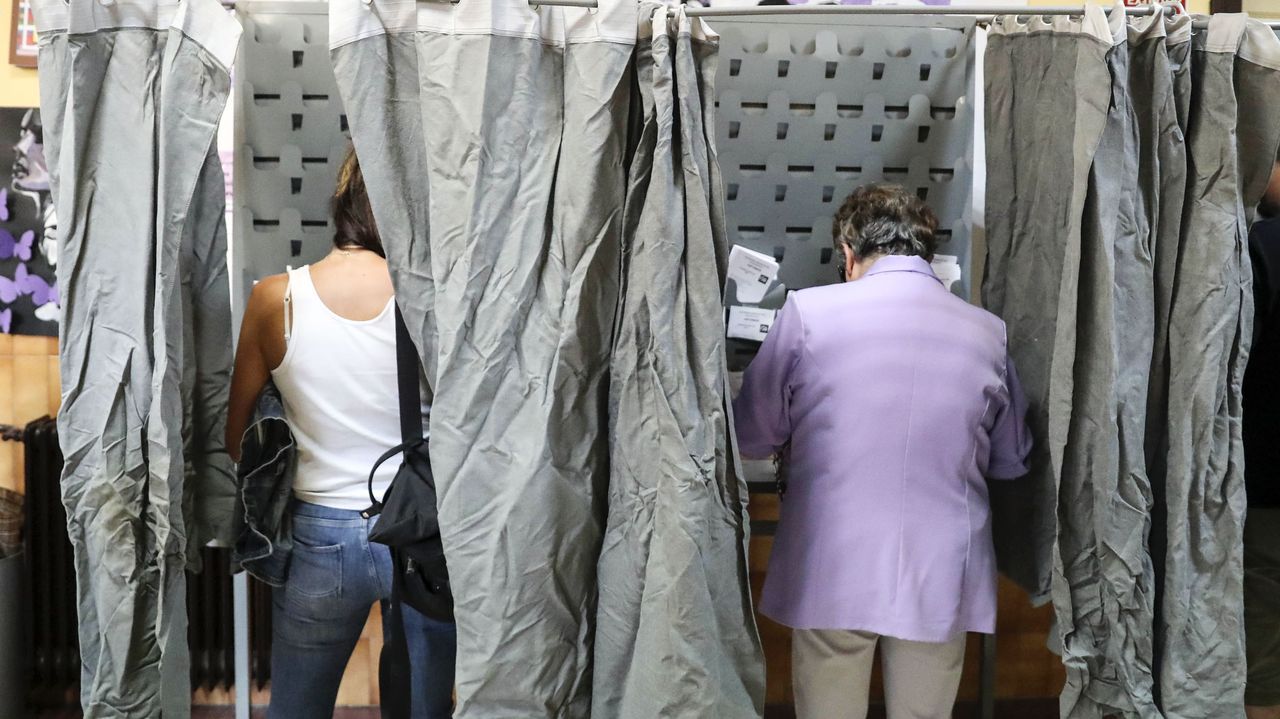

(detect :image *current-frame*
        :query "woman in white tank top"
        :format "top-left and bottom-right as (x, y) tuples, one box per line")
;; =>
(226, 148), (455, 719)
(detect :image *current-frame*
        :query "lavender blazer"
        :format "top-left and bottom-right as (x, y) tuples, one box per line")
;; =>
(734, 255), (1031, 642)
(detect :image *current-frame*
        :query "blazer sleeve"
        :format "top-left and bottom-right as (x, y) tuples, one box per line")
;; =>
(987, 353), (1032, 480)
(733, 296), (805, 460)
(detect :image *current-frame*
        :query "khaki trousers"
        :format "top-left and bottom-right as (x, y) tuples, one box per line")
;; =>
(792, 629), (967, 719)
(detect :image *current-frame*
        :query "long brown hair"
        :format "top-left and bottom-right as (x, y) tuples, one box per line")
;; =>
(331, 145), (384, 256)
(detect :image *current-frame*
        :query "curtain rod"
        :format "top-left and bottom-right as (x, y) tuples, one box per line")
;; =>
(686, 2), (1280, 28)
(465, 0), (599, 5)
(685, 3), (1174, 18)
(219, 0), (1279, 23)
(1204, 19), (1280, 27)
(220, 0), (600, 8)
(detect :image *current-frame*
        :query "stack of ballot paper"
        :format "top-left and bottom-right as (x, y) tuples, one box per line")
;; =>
(725, 247), (965, 342)
(726, 245), (782, 342)
(930, 254), (963, 292)
(727, 306), (777, 342)
(727, 245), (780, 304)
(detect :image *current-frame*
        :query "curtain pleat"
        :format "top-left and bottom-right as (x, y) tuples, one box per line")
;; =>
(985, 7), (1280, 717)
(330, 1), (763, 714)
(34, 0), (240, 714)
(594, 6), (763, 718)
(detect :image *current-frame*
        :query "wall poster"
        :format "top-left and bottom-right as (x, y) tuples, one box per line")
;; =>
(0, 108), (58, 337)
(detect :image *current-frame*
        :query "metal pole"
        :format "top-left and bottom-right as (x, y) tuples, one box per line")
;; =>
(521, 0), (600, 6)
(980, 634), (997, 719)
(234, 572), (251, 719)
(451, 0), (599, 5)
(1187, 18), (1280, 26)
(686, 2), (1173, 18)
(1193, 18), (1280, 27)
(227, 0), (602, 9)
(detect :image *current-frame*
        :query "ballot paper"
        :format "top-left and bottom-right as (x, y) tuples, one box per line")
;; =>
(728, 245), (780, 304)
(931, 254), (962, 292)
(728, 306), (778, 342)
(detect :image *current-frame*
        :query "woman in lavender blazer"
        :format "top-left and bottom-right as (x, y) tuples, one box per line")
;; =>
(734, 184), (1032, 719)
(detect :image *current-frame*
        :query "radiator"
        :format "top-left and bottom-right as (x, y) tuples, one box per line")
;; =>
(23, 416), (77, 705)
(22, 416), (273, 704)
(187, 546), (275, 692)
(188, 548), (236, 692)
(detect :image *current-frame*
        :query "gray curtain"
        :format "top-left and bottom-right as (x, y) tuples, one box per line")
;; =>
(1160, 15), (1280, 718)
(34, 0), (240, 715)
(181, 146), (238, 570)
(329, 1), (762, 716)
(594, 7), (763, 718)
(983, 8), (1114, 614)
(984, 7), (1280, 718)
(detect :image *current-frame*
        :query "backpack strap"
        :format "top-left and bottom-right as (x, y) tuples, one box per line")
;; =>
(379, 569), (414, 719)
(362, 439), (423, 518)
(378, 302), (423, 718)
(395, 305), (423, 444)
(362, 305), (426, 518)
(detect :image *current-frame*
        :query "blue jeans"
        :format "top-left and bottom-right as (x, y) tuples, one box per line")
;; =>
(268, 501), (456, 719)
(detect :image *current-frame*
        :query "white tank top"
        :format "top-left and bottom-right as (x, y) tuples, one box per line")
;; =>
(270, 265), (403, 510)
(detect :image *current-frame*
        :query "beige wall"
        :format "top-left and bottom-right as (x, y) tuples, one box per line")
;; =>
(0, 336), (59, 494)
(1245, 0), (1280, 19)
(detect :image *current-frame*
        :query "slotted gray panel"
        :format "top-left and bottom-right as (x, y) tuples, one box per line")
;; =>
(711, 15), (976, 297)
(232, 1), (347, 320)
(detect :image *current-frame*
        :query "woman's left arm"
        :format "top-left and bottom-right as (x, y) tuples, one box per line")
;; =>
(225, 280), (283, 463)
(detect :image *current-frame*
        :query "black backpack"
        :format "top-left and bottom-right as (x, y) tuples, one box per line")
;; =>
(363, 307), (454, 718)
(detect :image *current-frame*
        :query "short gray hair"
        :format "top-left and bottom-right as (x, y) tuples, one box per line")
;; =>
(833, 183), (939, 261)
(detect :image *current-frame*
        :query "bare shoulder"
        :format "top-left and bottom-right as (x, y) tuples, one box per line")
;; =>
(250, 272), (289, 302)
(244, 273), (288, 317)
(241, 272), (290, 367)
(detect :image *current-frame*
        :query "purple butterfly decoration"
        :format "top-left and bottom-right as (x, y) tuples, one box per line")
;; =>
(0, 308), (10, 334)
(0, 263), (59, 307)
(0, 274), (16, 304)
(0, 229), (34, 262)
(0, 188), (9, 222)
(16, 263), (57, 307)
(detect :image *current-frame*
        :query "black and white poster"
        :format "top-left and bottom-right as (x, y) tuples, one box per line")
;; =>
(0, 107), (58, 337)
